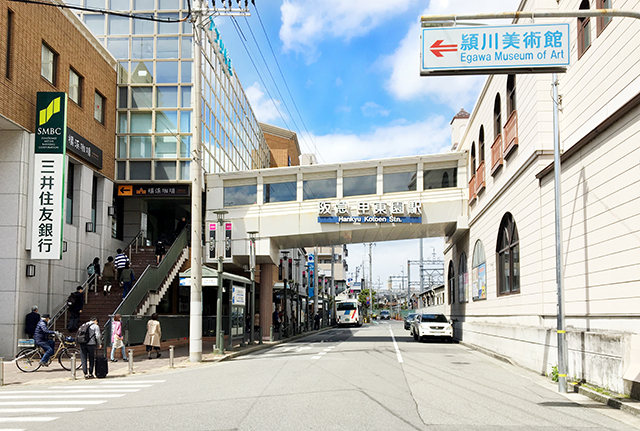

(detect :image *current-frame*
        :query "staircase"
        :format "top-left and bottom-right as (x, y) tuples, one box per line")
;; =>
(138, 247), (189, 315)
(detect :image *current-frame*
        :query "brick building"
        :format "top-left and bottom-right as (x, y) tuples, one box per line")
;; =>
(260, 122), (301, 168)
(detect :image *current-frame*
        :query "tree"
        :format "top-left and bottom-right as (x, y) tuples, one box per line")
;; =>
(358, 288), (376, 311)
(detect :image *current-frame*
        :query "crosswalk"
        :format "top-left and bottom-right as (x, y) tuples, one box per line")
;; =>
(241, 342), (339, 362)
(0, 379), (165, 431)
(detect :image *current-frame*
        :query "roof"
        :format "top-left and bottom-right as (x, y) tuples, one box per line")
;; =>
(450, 108), (470, 124)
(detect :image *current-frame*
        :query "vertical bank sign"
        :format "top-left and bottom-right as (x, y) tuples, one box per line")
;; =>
(31, 92), (67, 259)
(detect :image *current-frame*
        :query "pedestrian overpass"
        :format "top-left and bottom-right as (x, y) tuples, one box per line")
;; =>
(204, 152), (469, 267)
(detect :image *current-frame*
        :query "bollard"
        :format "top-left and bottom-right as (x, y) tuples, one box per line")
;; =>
(128, 349), (134, 374)
(259, 327), (263, 345)
(0, 357), (4, 387)
(70, 353), (76, 380)
(270, 325), (274, 342)
(169, 346), (175, 369)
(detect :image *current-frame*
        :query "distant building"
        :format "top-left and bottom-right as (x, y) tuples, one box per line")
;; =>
(260, 122), (300, 167)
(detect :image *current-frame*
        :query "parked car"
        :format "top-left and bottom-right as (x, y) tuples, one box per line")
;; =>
(379, 310), (391, 320)
(410, 313), (453, 342)
(404, 313), (417, 330)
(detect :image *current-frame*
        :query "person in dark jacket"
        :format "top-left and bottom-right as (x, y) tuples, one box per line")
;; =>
(67, 286), (84, 332)
(34, 314), (55, 367)
(89, 257), (101, 295)
(120, 262), (135, 299)
(25, 306), (40, 338)
(155, 239), (166, 265)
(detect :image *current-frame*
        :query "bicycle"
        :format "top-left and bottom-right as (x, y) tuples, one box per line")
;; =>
(15, 332), (81, 373)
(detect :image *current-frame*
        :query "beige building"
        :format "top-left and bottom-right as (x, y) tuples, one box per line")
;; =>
(444, 0), (640, 395)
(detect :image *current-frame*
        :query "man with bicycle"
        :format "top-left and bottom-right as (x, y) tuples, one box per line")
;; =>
(33, 313), (55, 367)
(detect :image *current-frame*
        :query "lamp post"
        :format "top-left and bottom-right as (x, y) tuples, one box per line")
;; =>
(294, 257), (301, 335)
(281, 250), (289, 338)
(247, 231), (258, 344)
(305, 263), (311, 331)
(213, 209), (227, 354)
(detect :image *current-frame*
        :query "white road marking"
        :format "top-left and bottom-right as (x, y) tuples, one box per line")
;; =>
(98, 380), (165, 384)
(390, 327), (403, 364)
(0, 401), (106, 406)
(0, 408), (83, 414)
(0, 390), (139, 394)
(49, 385), (152, 389)
(0, 394), (125, 399)
(0, 418), (58, 423)
(0, 428), (25, 431)
(318, 352), (327, 355)
(311, 356), (322, 360)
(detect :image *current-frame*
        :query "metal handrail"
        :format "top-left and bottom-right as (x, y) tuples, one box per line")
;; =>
(125, 229), (146, 257)
(114, 228), (189, 317)
(48, 273), (95, 331)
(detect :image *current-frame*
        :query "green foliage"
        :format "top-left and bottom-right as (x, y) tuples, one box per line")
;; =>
(551, 365), (559, 382)
(358, 289), (376, 310)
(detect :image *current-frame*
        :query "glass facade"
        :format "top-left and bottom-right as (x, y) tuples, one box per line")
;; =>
(383, 172), (416, 193)
(303, 179), (336, 200)
(343, 175), (376, 197)
(424, 168), (457, 190)
(224, 185), (257, 207)
(74, 1), (269, 182)
(264, 182), (297, 203)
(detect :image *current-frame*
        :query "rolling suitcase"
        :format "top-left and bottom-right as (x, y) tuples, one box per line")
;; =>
(95, 355), (109, 378)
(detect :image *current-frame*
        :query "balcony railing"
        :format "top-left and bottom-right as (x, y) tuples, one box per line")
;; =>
(491, 133), (503, 175)
(503, 110), (518, 158)
(469, 174), (476, 203)
(476, 160), (485, 194)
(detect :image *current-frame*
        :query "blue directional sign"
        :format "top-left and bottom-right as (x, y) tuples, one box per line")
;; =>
(421, 24), (570, 76)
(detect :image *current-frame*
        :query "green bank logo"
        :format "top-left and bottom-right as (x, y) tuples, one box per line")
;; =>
(39, 97), (60, 126)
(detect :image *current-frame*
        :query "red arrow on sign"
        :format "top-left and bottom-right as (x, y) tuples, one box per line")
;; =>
(430, 40), (458, 57)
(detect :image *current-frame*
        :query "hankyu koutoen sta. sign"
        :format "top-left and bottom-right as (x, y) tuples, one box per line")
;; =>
(31, 92), (68, 259)
(421, 23), (570, 76)
(317, 200), (422, 224)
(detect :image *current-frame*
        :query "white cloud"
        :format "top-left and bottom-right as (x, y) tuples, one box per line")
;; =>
(381, 0), (522, 110)
(244, 82), (283, 123)
(309, 116), (450, 164)
(280, 0), (416, 63)
(361, 101), (390, 117)
(335, 77), (343, 87)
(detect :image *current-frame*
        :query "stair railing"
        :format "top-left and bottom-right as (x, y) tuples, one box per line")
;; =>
(114, 228), (189, 316)
(125, 229), (146, 257)
(48, 273), (95, 331)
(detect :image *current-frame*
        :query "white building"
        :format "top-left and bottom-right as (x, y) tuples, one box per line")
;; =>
(444, 0), (640, 396)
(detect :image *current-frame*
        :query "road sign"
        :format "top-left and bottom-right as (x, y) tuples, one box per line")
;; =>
(421, 24), (570, 76)
(118, 185), (132, 196)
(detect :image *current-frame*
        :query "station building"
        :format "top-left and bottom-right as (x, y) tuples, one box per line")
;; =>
(444, 0), (640, 395)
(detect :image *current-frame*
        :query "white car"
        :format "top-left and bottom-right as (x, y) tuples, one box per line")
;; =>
(410, 313), (454, 342)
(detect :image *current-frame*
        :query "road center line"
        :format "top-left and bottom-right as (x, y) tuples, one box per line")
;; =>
(390, 327), (403, 363)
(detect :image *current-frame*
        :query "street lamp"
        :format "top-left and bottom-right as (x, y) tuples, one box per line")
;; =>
(281, 250), (290, 338)
(213, 209), (228, 355)
(247, 231), (258, 344)
(294, 257), (301, 335)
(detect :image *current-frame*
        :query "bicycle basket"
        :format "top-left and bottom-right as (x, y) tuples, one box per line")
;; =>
(64, 336), (76, 345)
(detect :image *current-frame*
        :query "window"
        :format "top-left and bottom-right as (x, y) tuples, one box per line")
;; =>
(424, 167), (457, 189)
(90, 176), (98, 232)
(264, 182), (297, 203)
(69, 69), (82, 105)
(470, 143), (476, 173)
(303, 178), (336, 200)
(458, 252), (468, 303)
(472, 240), (487, 300)
(479, 126), (485, 164)
(343, 175), (376, 197)
(65, 162), (74, 224)
(493, 94), (502, 141)
(507, 75), (516, 116)
(597, 0), (612, 35)
(383, 171), (416, 193)
(6, 9), (13, 79)
(41, 43), (57, 84)
(224, 185), (257, 206)
(497, 212), (520, 295)
(447, 261), (455, 304)
(578, 0), (591, 59)
(94, 91), (105, 123)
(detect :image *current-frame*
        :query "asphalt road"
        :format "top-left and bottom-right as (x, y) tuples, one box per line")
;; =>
(3, 320), (640, 431)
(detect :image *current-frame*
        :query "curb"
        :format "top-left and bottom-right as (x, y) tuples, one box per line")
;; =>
(568, 382), (640, 418)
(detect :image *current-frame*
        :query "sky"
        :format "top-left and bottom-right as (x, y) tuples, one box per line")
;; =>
(214, 0), (522, 289)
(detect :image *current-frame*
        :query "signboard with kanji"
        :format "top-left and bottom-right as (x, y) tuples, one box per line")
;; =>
(31, 92), (67, 259)
(421, 24), (570, 76)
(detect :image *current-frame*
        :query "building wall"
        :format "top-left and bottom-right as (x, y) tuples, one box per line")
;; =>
(446, 0), (640, 394)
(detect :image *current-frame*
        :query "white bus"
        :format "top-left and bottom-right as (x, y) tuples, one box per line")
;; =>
(336, 299), (363, 327)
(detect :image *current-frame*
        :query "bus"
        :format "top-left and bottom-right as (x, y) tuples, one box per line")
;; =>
(336, 299), (363, 327)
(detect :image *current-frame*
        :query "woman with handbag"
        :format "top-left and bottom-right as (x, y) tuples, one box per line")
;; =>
(144, 313), (162, 359)
(110, 314), (128, 362)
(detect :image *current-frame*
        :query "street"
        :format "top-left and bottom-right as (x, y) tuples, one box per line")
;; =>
(3, 321), (640, 431)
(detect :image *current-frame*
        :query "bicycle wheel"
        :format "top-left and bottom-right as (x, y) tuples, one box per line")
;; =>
(58, 347), (82, 371)
(15, 348), (43, 372)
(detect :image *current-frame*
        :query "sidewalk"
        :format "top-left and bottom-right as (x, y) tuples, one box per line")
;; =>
(1, 328), (330, 388)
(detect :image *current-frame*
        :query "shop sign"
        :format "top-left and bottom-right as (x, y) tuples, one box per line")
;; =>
(67, 128), (103, 169)
(209, 18), (234, 77)
(317, 200), (422, 224)
(232, 286), (245, 306)
(117, 184), (190, 197)
(31, 92), (67, 260)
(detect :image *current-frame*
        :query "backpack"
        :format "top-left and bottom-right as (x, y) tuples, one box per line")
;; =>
(66, 293), (75, 308)
(87, 263), (95, 276)
(76, 322), (94, 344)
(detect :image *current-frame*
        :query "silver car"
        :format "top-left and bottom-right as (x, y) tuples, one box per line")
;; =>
(410, 313), (454, 342)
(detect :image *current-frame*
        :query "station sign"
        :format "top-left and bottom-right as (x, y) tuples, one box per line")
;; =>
(317, 200), (422, 224)
(421, 23), (570, 76)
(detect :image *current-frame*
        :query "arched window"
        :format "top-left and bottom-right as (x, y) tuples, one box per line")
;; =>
(447, 261), (455, 304)
(597, 0), (612, 35)
(458, 252), (468, 303)
(472, 240), (487, 300)
(442, 171), (450, 188)
(479, 126), (485, 164)
(507, 75), (516, 116)
(494, 94), (502, 142)
(470, 142), (476, 173)
(496, 213), (520, 295)
(578, 0), (591, 59)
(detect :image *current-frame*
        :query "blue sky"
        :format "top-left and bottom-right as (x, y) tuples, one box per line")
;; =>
(214, 0), (521, 290)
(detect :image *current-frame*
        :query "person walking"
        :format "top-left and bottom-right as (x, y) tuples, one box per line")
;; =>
(88, 257), (101, 295)
(110, 314), (128, 362)
(119, 262), (135, 299)
(33, 313), (55, 367)
(144, 313), (162, 359)
(78, 317), (101, 379)
(25, 306), (40, 338)
(114, 249), (130, 287)
(67, 286), (84, 332)
(102, 256), (116, 296)
(155, 239), (166, 265)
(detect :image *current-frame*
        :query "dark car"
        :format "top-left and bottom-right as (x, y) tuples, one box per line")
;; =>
(404, 313), (417, 330)
(379, 310), (391, 320)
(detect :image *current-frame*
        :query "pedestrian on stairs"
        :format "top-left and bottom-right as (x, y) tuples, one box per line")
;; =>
(102, 256), (116, 296)
(144, 313), (162, 359)
(120, 262), (135, 299)
(114, 249), (130, 287)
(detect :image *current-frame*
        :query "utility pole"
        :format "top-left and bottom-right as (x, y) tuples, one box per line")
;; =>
(419, 238), (424, 292)
(330, 245), (335, 325)
(368, 243), (374, 319)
